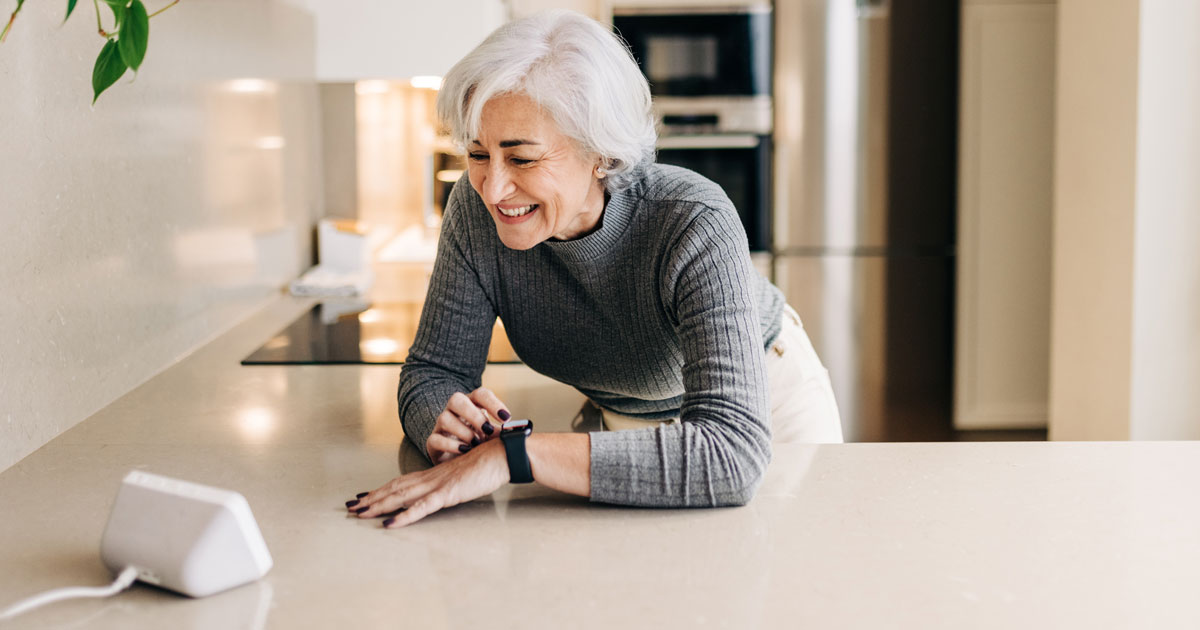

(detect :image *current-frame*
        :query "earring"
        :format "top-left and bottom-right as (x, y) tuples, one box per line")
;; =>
(594, 165), (606, 179)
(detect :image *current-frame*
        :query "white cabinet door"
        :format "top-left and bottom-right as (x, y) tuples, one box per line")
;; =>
(955, 0), (1056, 430)
(510, 0), (611, 22)
(298, 0), (507, 81)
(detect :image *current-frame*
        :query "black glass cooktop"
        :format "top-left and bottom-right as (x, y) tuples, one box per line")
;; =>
(242, 301), (520, 365)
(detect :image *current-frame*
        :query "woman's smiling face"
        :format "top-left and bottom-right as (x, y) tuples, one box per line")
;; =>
(466, 92), (607, 250)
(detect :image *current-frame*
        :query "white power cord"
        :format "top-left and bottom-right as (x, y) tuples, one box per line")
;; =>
(0, 566), (139, 621)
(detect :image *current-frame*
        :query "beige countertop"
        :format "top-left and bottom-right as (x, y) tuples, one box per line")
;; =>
(2, 293), (1200, 629)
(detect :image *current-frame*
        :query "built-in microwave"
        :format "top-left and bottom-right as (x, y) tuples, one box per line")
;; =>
(613, 4), (772, 99)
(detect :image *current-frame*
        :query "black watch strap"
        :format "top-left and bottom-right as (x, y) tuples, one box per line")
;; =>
(501, 419), (534, 484)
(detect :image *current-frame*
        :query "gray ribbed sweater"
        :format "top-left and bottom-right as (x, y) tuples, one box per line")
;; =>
(397, 164), (784, 507)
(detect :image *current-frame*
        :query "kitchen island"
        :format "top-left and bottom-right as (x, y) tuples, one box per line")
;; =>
(1, 291), (1199, 629)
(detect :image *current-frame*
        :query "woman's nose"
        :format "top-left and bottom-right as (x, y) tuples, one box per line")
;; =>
(480, 163), (515, 204)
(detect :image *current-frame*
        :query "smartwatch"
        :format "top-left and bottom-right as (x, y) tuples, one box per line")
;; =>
(500, 419), (534, 484)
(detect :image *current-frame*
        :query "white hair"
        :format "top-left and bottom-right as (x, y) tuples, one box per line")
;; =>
(437, 9), (656, 193)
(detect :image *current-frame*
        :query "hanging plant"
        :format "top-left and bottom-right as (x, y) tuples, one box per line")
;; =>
(1, 0), (179, 104)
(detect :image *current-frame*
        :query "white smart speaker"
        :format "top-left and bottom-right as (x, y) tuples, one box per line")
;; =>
(99, 471), (273, 598)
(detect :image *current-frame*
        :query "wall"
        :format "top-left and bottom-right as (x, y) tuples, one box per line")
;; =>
(1050, 0), (1200, 440)
(320, 84), (360, 220)
(1049, 0), (1138, 440)
(0, 1), (322, 471)
(1129, 0), (1200, 440)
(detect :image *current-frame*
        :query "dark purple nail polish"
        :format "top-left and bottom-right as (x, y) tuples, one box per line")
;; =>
(482, 421), (494, 435)
(458, 443), (470, 453)
(345, 499), (359, 508)
(356, 492), (369, 499)
(471, 436), (480, 446)
(498, 409), (511, 421)
(382, 517), (395, 527)
(353, 506), (369, 514)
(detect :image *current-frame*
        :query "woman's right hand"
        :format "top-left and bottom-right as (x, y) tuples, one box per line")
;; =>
(427, 387), (513, 464)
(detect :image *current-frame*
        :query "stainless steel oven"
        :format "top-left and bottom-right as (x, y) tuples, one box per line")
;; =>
(656, 133), (771, 252)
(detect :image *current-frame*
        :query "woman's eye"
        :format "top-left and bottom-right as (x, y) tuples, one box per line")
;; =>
(467, 153), (488, 162)
(511, 157), (534, 166)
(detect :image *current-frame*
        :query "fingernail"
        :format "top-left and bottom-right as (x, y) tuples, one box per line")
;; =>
(498, 409), (511, 421)
(458, 443), (470, 453)
(353, 506), (369, 514)
(382, 517), (395, 527)
(482, 421), (494, 435)
(345, 499), (359, 508)
(356, 492), (369, 499)
(471, 436), (480, 446)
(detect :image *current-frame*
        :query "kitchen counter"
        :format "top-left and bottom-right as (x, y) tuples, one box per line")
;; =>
(2, 291), (1199, 629)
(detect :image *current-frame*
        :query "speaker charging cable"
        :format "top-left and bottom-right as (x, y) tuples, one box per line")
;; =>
(0, 565), (139, 621)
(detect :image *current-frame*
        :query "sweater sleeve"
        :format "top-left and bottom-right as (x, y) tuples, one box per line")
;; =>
(588, 208), (773, 507)
(397, 182), (497, 461)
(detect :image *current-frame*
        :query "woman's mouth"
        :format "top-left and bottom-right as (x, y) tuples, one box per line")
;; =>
(494, 204), (537, 220)
(496, 206), (535, 218)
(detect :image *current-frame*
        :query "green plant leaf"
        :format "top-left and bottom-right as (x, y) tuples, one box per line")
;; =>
(64, 0), (78, 22)
(92, 38), (127, 104)
(117, 0), (147, 70)
(103, 0), (125, 30)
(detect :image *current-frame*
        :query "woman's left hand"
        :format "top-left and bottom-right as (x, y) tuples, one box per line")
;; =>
(346, 439), (510, 528)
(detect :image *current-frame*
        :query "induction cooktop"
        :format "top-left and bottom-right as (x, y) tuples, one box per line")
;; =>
(241, 301), (520, 365)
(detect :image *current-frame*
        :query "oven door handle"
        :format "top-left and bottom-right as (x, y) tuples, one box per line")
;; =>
(656, 134), (762, 150)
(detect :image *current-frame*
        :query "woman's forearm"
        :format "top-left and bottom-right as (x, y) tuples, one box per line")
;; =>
(526, 432), (591, 497)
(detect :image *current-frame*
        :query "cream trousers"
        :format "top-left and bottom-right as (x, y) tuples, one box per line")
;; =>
(596, 305), (845, 444)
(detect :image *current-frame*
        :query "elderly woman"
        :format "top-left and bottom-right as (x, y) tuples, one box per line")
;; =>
(346, 10), (842, 527)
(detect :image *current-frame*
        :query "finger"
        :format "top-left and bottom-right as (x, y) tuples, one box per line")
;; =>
(468, 387), (510, 437)
(360, 478), (432, 518)
(445, 392), (488, 438)
(347, 475), (405, 513)
(383, 494), (446, 528)
(434, 409), (476, 446)
(446, 392), (486, 437)
(426, 431), (467, 462)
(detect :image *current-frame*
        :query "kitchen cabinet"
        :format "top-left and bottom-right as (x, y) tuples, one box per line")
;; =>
(955, 0), (1056, 430)
(291, 0), (507, 80)
(511, 0), (611, 22)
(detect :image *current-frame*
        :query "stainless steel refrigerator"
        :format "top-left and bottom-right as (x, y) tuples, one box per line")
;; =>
(772, 0), (959, 441)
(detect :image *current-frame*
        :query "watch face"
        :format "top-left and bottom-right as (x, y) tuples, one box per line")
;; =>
(501, 418), (532, 436)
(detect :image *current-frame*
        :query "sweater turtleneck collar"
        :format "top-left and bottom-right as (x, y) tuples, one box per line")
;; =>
(540, 184), (639, 263)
